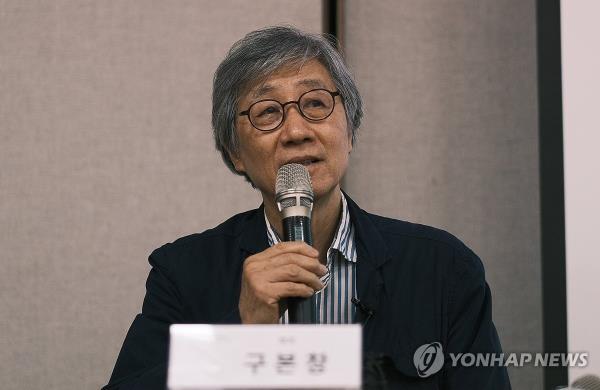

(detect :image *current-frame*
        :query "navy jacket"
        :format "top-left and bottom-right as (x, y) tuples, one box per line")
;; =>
(104, 194), (511, 389)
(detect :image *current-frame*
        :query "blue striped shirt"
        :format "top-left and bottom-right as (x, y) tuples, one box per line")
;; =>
(265, 193), (357, 324)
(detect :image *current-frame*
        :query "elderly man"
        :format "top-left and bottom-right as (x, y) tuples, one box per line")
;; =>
(105, 26), (511, 389)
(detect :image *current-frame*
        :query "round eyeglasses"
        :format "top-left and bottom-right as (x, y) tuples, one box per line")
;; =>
(238, 88), (341, 132)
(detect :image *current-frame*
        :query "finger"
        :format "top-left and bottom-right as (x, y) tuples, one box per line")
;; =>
(272, 282), (315, 299)
(269, 264), (324, 291)
(264, 253), (326, 276)
(243, 253), (325, 278)
(268, 241), (319, 258)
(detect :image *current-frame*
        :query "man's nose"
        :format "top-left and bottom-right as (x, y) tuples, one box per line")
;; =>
(279, 104), (315, 145)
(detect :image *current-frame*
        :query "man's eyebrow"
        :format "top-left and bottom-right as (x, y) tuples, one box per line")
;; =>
(251, 79), (329, 99)
(252, 84), (275, 99)
(295, 79), (328, 89)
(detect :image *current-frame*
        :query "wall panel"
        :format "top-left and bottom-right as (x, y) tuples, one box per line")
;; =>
(343, 1), (542, 388)
(0, 1), (322, 389)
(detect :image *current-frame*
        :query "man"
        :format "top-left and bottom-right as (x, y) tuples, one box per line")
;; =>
(105, 26), (511, 389)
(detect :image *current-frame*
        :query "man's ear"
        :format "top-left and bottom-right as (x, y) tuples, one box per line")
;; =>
(227, 148), (246, 173)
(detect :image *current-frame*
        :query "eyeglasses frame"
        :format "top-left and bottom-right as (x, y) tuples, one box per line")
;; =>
(238, 88), (341, 132)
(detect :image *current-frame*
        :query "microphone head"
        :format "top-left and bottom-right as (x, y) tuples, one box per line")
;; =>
(276, 163), (313, 196)
(275, 163), (314, 217)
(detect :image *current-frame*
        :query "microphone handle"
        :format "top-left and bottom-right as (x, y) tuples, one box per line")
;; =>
(282, 216), (312, 244)
(282, 216), (315, 324)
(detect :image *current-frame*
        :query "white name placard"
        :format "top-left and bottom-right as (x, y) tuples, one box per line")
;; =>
(167, 324), (362, 389)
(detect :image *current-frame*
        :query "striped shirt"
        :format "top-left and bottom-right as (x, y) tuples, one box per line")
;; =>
(264, 193), (357, 324)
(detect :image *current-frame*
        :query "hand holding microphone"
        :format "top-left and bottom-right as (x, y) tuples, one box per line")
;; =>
(238, 163), (323, 324)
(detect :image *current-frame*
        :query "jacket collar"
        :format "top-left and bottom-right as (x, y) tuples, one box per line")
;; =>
(343, 191), (391, 269)
(238, 204), (270, 255)
(342, 191), (391, 325)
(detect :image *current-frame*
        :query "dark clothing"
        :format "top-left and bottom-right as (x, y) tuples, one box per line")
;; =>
(104, 194), (511, 389)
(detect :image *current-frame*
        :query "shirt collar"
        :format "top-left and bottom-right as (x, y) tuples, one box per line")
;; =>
(264, 192), (357, 263)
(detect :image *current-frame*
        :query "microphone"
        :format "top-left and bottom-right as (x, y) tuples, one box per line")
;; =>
(275, 163), (315, 324)
(351, 297), (375, 325)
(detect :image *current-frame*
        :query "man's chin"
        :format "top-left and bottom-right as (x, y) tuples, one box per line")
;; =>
(312, 182), (342, 202)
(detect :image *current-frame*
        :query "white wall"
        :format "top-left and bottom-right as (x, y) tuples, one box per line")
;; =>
(561, 0), (600, 381)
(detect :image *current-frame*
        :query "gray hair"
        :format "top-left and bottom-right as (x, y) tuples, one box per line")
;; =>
(211, 26), (363, 184)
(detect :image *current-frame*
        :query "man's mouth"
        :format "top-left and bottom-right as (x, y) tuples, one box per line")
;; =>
(284, 157), (321, 167)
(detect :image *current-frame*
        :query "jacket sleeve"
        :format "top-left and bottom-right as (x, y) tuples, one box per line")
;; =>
(443, 251), (512, 390)
(103, 245), (183, 390)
